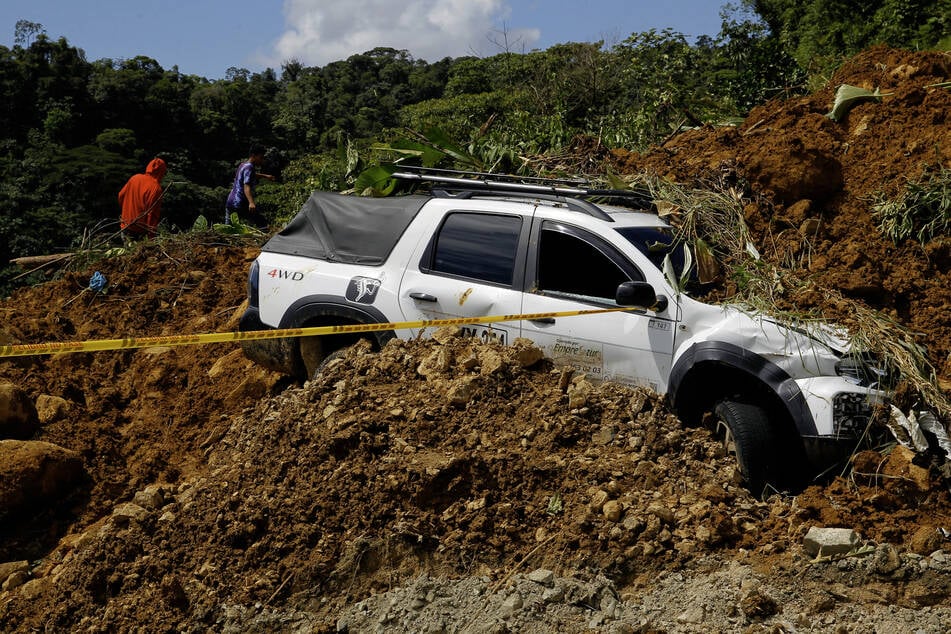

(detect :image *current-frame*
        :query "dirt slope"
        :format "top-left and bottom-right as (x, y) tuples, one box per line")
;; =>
(611, 46), (951, 377)
(0, 46), (950, 632)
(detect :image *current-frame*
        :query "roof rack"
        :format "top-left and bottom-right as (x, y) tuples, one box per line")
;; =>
(429, 188), (615, 221)
(390, 166), (652, 221)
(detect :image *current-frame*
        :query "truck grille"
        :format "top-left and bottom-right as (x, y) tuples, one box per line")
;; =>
(833, 392), (874, 437)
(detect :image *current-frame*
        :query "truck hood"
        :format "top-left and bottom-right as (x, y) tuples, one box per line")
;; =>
(677, 301), (851, 378)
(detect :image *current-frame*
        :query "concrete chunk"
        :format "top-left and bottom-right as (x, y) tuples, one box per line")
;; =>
(527, 568), (555, 587)
(803, 527), (861, 557)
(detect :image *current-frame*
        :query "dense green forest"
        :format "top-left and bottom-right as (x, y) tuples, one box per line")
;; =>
(1, 0), (947, 294)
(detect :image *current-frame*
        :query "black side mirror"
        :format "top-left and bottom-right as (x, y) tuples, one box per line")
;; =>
(616, 281), (668, 312)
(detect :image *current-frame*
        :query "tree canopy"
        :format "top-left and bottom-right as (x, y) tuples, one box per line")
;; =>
(1, 2), (947, 295)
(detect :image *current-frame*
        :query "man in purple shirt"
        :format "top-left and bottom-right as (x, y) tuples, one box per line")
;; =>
(225, 143), (275, 225)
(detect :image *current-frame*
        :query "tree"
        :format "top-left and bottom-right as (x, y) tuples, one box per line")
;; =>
(713, 5), (806, 111)
(13, 20), (44, 48)
(742, 0), (950, 71)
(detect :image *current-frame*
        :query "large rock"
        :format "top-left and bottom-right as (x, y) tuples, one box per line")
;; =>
(0, 382), (39, 439)
(803, 526), (861, 557)
(35, 394), (71, 425)
(0, 440), (84, 519)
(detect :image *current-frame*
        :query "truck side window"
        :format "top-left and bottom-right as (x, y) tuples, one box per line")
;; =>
(430, 212), (522, 285)
(537, 225), (640, 302)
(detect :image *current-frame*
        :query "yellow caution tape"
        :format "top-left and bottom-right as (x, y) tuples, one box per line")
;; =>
(0, 307), (633, 358)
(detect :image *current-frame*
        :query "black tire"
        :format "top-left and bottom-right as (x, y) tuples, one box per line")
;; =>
(714, 400), (777, 498)
(311, 338), (375, 379)
(312, 346), (349, 378)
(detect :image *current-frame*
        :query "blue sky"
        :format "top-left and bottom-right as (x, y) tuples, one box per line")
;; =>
(1, 1), (734, 79)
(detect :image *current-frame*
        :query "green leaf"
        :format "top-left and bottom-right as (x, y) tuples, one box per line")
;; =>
(605, 171), (629, 190)
(423, 127), (483, 169)
(211, 213), (263, 235)
(826, 84), (885, 121)
(353, 164), (398, 196)
(679, 244), (693, 290)
(662, 252), (679, 292)
(389, 139), (446, 167)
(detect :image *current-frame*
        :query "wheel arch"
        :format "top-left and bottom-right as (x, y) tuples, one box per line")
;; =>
(280, 294), (397, 378)
(668, 341), (817, 438)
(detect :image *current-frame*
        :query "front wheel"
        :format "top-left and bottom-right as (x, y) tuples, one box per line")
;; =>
(714, 400), (778, 498)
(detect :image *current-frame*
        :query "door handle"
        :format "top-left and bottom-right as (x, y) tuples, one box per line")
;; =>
(409, 292), (438, 302)
(530, 317), (555, 325)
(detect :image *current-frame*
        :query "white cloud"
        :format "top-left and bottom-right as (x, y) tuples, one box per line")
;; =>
(268, 0), (540, 68)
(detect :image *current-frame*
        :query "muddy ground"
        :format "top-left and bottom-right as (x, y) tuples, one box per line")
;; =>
(0, 46), (950, 632)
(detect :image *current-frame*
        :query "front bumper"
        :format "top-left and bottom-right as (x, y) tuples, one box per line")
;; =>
(796, 376), (889, 475)
(797, 376), (888, 437)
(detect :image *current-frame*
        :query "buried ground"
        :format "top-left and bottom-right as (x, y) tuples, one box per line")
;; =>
(0, 45), (950, 632)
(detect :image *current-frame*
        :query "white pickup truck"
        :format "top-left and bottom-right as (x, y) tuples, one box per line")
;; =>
(239, 169), (890, 495)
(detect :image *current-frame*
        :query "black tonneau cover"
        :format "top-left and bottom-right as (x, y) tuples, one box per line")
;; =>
(262, 191), (428, 265)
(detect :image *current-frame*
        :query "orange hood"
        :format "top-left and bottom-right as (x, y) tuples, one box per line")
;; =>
(146, 158), (167, 179)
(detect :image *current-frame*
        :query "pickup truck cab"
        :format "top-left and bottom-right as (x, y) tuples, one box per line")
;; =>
(239, 170), (890, 495)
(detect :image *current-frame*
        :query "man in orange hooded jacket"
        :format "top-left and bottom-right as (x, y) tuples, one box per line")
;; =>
(118, 157), (167, 238)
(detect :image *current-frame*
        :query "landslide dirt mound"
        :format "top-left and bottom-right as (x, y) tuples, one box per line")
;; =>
(0, 46), (950, 632)
(3, 332), (951, 632)
(611, 45), (951, 380)
(0, 236), (288, 561)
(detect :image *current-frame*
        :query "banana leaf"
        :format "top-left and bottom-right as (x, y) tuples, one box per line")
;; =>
(826, 84), (884, 121)
(369, 139), (446, 167)
(353, 165), (399, 196)
(423, 127), (483, 170)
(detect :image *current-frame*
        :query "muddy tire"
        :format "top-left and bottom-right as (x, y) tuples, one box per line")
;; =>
(312, 346), (349, 377)
(714, 400), (777, 498)
(312, 338), (376, 378)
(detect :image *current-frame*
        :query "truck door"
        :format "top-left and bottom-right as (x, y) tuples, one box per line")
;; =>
(520, 219), (677, 391)
(397, 209), (528, 346)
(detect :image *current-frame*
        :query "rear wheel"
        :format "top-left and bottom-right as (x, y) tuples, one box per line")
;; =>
(311, 338), (374, 379)
(714, 400), (777, 498)
(312, 346), (350, 377)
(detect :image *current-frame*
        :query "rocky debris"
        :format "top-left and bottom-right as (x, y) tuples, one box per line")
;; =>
(881, 445), (932, 494)
(1, 331), (949, 632)
(738, 584), (779, 620)
(34, 394), (71, 425)
(335, 572), (641, 633)
(0, 561), (29, 591)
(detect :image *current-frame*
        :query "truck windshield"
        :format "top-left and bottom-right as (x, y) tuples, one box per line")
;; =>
(614, 226), (688, 279)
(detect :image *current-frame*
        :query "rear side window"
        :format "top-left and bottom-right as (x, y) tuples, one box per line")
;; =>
(429, 212), (522, 285)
